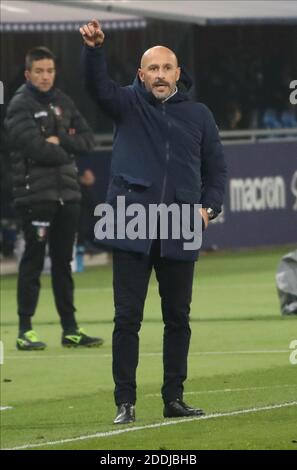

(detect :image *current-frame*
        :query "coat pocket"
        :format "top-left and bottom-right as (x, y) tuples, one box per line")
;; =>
(175, 188), (202, 232)
(107, 173), (152, 204)
(114, 173), (152, 189)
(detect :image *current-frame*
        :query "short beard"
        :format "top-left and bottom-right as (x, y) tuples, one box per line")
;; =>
(151, 88), (172, 101)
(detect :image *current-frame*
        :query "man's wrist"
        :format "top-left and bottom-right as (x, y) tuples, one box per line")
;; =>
(203, 207), (220, 221)
(85, 43), (102, 50)
(199, 208), (209, 230)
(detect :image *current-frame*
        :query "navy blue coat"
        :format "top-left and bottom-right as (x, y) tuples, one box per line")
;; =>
(83, 45), (226, 260)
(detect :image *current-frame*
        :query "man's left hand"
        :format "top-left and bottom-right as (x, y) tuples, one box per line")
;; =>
(199, 208), (209, 230)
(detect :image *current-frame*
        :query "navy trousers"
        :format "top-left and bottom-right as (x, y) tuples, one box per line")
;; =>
(112, 239), (195, 405)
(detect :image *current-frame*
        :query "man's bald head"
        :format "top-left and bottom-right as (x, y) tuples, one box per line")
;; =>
(140, 46), (178, 69)
(138, 45), (181, 101)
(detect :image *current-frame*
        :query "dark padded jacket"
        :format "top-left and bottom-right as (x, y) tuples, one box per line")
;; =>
(5, 82), (94, 206)
(83, 45), (227, 260)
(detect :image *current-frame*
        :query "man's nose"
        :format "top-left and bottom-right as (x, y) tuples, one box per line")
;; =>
(156, 71), (166, 80)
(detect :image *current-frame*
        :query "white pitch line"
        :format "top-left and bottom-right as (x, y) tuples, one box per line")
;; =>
(145, 384), (297, 397)
(0, 406), (13, 411)
(6, 349), (289, 360)
(0, 282), (274, 293)
(190, 350), (289, 355)
(3, 401), (297, 451)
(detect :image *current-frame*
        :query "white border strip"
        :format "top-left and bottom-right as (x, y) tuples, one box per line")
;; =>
(146, 383), (297, 397)
(3, 401), (297, 450)
(6, 349), (290, 360)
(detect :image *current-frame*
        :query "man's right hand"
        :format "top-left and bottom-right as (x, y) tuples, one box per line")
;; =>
(46, 136), (60, 145)
(79, 19), (105, 47)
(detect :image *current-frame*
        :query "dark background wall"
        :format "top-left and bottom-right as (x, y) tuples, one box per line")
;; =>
(1, 20), (296, 254)
(1, 21), (296, 131)
(76, 140), (297, 250)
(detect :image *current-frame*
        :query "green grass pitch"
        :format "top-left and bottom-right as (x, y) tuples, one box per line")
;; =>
(1, 245), (296, 450)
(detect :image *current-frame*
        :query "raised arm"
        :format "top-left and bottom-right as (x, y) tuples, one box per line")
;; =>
(80, 19), (133, 120)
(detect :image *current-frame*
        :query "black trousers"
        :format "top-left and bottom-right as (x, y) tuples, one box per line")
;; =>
(112, 239), (195, 405)
(17, 202), (80, 332)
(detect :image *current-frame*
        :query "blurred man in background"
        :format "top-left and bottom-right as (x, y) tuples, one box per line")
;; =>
(5, 46), (104, 351)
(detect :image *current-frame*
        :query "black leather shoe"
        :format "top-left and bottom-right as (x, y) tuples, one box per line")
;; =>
(163, 398), (205, 418)
(113, 403), (135, 424)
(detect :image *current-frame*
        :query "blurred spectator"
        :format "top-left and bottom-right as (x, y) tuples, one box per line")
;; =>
(224, 102), (243, 130)
(262, 108), (282, 129)
(280, 105), (297, 128)
(4, 46), (104, 351)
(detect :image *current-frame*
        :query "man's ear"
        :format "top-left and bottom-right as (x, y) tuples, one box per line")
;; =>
(176, 67), (181, 82)
(138, 68), (145, 83)
(24, 70), (30, 81)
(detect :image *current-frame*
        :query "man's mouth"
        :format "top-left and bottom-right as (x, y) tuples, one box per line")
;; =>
(154, 83), (168, 89)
